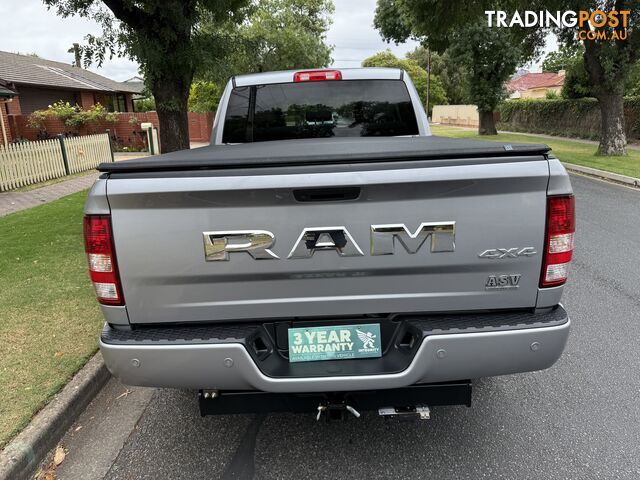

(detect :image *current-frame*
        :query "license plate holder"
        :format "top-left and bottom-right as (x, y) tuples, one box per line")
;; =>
(287, 324), (382, 363)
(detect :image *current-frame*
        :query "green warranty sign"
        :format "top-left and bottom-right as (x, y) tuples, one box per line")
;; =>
(288, 324), (382, 363)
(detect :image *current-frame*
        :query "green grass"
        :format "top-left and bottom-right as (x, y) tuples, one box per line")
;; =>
(431, 125), (640, 179)
(0, 191), (102, 449)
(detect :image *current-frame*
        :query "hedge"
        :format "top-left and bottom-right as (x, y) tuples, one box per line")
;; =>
(497, 97), (640, 141)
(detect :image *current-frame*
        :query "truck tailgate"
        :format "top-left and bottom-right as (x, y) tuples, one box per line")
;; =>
(105, 157), (549, 324)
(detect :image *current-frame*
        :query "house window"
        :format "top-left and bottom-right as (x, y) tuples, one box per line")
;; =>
(105, 94), (128, 112)
(105, 95), (116, 112)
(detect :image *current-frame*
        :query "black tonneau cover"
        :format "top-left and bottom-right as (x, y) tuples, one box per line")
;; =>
(98, 136), (550, 173)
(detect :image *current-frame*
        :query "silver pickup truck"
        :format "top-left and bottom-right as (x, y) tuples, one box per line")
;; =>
(85, 68), (573, 419)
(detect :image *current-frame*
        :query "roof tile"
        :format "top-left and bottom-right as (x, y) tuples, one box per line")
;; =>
(0, 51), (143, 94)
(506, 72), (565, 92)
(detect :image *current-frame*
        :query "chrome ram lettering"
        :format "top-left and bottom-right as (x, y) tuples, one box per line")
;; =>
(288, 227), (364, 259)
(203, 230), (279, 261)
(370, 222), (456, 255)
(204, 222), (456, 261)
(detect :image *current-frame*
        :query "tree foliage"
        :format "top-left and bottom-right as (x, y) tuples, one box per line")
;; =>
(542, 44), (592, 99)
(545, 0), (640, 154)
(448, 23), (522, 116)
(542, 44), (583, 73)
(375, 0), (639, 152)
(43, 0), (250, 152)
(362, 50), (448, 114)
(374, 0), (545, 58)
(188, 81), (222, 112)
(134, 97), (156, 112)
(237, 0), (333, 73)
(198, 0), (334, 84)
(562, 57), (592, 99)
(374, 0), (545, 134)
(406, 46), (470, 105)
(626, 62), (640, 96)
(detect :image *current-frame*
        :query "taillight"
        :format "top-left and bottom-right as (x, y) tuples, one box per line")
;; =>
(540, 195), (575, 287)
(83, 215), (124, 305)
(294, 70), (342, 82)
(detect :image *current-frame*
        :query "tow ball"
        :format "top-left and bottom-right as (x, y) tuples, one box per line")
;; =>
(315, 401), (361, 421)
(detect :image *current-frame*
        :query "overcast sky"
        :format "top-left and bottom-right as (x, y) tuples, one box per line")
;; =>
(0, 0), (551, 82)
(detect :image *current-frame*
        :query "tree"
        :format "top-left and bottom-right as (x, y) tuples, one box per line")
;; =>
(375, 0), (638, 154)
(199, 0), (334, 83)
(238, 0), (333, 73)
(407, 46), (470, 105)
(43, 0), (250, 153)
(374, 0), (545, 135)
(556, 51), (640, 102)
(448, 23), (523, 134)
(542, 45), (592, 99)
(542, 44), (583, 72)
(362, 50), (447, 115)
(540, 0), (639, 155)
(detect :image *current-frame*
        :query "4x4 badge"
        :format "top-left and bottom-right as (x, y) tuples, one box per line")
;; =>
(478, 247), (536, 259)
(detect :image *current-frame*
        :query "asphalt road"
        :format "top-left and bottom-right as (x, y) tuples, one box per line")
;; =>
(53, 174), (640, 480)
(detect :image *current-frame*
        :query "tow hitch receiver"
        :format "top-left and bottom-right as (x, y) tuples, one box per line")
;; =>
(198, 382), (471, 417)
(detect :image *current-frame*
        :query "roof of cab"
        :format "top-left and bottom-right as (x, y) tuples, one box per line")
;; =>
(233, 67), (403, 87)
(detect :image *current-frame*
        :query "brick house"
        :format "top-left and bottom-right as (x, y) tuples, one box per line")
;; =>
(0, 51), (213, 148)
(0, 51), (143, 116)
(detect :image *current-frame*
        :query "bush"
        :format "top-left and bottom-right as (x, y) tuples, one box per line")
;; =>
(498, 97), (640, 141)
(27, 110), (47, 130)
(134, 97), (156, 112)
(27, 102), (118, 131)
(188, 81), (221, 113)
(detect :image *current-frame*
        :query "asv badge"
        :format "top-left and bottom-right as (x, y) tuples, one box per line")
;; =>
(486, 274), (521, 290)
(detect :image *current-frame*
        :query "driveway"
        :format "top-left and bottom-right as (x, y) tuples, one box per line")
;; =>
(53, 174), (640, 480)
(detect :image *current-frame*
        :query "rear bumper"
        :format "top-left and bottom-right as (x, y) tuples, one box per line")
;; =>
(100, 307), (570, 393)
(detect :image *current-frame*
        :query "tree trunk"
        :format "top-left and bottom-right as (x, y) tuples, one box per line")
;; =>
(582, 35), (629, 157)
(151, 75), (191, 153)
(478, 110), (497, 135)
(596, 93), (626, 156)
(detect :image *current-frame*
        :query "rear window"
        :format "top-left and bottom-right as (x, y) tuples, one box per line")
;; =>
(222, 80), (419, 143)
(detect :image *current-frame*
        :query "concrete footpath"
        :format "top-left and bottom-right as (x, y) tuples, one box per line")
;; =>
(0, 146), (211, 218)
(0, 172), (100, 217)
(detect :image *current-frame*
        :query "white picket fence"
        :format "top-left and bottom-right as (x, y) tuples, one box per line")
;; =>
(0, 133), (112, 192)
(64, 134), (113, 174)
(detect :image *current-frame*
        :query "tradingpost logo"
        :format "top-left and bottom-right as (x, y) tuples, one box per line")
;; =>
(485, 10), (631, 41)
